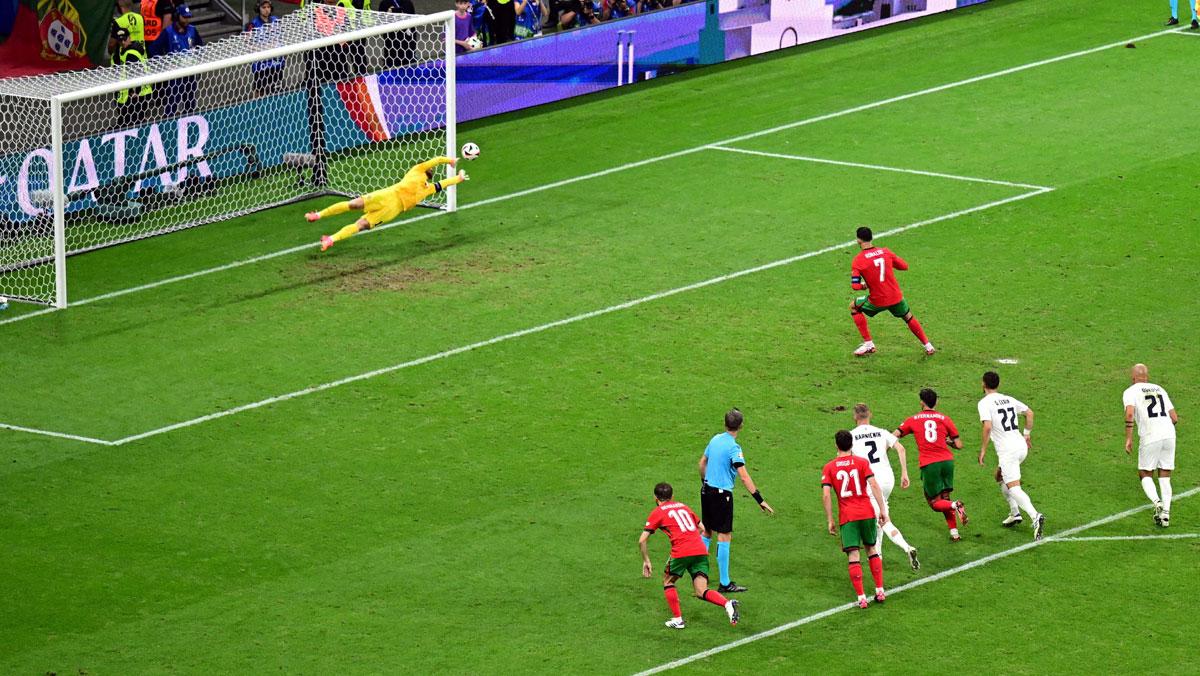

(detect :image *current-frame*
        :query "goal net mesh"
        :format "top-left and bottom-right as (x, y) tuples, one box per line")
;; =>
(0, 6), (451, 306)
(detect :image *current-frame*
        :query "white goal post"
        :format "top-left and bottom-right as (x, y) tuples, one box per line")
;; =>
(0, 6), (457, 308)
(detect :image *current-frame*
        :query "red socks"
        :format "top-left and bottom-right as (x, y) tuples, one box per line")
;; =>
(906, 316), (929, 343)
(848, 561), (865, 596)
(700, 589), (729, 607)
(868, 554), (883, 589)
(931, 499), (958, 529)
(852, 312), (872, 340)
(664, 586), (682, 617)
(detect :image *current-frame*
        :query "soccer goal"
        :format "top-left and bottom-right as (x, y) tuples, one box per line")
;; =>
(0, 6), (456, 308)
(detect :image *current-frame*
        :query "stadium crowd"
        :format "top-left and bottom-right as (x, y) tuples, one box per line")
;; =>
(455, 0), (693, 50)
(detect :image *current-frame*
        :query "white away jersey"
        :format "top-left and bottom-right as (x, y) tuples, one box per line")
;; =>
(850, 424), (897, 486)
(978, 392), (1030, 454)
(1123, 382), (1176, 443)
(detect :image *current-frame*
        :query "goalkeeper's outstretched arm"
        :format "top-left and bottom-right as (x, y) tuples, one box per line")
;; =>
(414, 156), (457, 174)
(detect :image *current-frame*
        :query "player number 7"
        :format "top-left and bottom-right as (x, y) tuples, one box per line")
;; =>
(873, 257), (885, 282)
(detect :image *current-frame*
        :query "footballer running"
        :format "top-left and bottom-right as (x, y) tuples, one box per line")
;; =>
(850, 403), (920, 570)
(306, 156), (469, 251)
(639, 482), (741, 629)
(822, 430), (890, 609)
(1123, 363), (1179, 527)
(848, 226), (935, 357)
(894, 388), (968, 541)
(977, 371), (1045, 539)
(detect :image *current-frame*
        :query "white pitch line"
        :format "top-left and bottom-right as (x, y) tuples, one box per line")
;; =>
(0, 422), (115, 446)
(1174, 30), (1200, 37)
(102, 187), (1049, 446)
(707, 146), (1052, 190)
(1054, 533), (1200, 542)
(633, 485), (1200, 676)
(0, 27), (1178, 327)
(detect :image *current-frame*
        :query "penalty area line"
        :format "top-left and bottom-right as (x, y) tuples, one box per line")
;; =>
(101, 187), (1050, 446)
(0, 26), (1175, 328)
(0, 422), (115, 446)
(633, 486), (1200, 675)
(1053, 533), (1200, 542)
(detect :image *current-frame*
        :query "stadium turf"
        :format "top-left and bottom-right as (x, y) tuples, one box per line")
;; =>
(2, 0), (1198, 672)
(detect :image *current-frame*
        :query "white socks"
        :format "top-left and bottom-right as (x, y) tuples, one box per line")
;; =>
(884, 525), (911, 553)
(1141, 476), (1160, 505)
(999, 482), (1019, 516)
(1159, 477), (1173, 514)
(1008, 486), (1039, 520)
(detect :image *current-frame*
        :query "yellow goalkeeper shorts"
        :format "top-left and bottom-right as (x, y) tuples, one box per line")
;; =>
(361, 190), (403, 227)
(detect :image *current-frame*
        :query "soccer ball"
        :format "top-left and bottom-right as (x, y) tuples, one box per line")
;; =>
(0, 296), (9, 310)
(461, 142), (480, 160)
(466, 35), (482, 50)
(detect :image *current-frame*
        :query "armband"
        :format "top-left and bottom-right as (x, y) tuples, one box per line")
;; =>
(850, 275), (862, 285)
(752, 490), (765, 505)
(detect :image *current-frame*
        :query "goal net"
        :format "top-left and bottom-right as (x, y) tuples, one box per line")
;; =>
(0, 6), (456, 308)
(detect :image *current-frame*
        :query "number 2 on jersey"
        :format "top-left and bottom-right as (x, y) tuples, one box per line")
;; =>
(864, 440), (880, 464)
(836, 468), (862, 498)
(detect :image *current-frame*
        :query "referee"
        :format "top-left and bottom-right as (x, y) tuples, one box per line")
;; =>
(698, 408), (774, 594)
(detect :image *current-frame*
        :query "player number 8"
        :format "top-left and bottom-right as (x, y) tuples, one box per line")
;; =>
(923, 420), (938, 443)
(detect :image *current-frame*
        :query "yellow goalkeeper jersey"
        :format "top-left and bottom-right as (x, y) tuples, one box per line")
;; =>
(388, 156), (455, 211)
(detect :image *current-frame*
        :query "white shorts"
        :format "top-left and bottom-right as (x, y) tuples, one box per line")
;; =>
(869, 474), (894, 516)
(1138, 438), (1176, 471)
(997, 448), (1028, 484)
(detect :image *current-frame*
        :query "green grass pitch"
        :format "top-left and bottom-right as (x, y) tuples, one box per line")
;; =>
(2, 0), (1199, 672)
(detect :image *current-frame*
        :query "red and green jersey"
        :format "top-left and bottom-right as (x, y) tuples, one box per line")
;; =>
(821, 455), (876, 525)
(896, 410), (959, 467)
(644, 502), (709, 559)
(851, 246), (908, 307)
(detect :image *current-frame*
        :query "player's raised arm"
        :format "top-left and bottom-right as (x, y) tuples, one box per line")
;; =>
(736, 466), (773, 514)
(822, 485), (835, 535)
(414, 155), (457, 173)
(868, 476), (889, 526)
(638, 530), (654, 578)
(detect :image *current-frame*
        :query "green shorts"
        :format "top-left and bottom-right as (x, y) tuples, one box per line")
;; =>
(665, 554), (710, 580)
(921, 460), (955, 499)
(854, 296), (911, 318)
(839, 518), (878, 551)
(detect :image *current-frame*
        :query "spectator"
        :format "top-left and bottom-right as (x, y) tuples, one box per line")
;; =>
(550, 0), (579, 29)
(378, 0), (416, 66)
(150, 4), (203, 115)
(636, 0), (662, 12)
(513, 0), (544, 39)
(154, 0), (177, 36)
(111, 26), (152, 128)
(454, 0), (477, 53)
(601, 0), (633, 20)
(142, 0), (165, 43)
(576, 0), (599, 26)
(469, 0), (491, 45)
(246, 0), (284, 95)
(486, 0), (515, 44)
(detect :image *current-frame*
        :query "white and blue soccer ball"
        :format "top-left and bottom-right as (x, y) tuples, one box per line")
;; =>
(461, 142), (480, 160)
(0, 296), (9, 311)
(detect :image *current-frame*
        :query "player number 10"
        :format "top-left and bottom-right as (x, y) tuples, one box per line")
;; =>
(667, 509), (697, 532)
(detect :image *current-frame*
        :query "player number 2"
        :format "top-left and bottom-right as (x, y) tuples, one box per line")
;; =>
(836, 468), (862, 498)
(667, 509), (697, 532)
(864, 440), (880, 464)
(923, 420), (938, 443)
(1146, 394), (1167, 418)
(873, 257), (886, 282)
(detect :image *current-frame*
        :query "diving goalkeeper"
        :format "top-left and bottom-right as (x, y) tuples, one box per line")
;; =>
(306, 156), (469, 252)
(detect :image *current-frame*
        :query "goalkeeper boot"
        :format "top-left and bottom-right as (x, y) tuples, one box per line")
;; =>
(306, 211), (321, 222)
(320, 235), (335, 252)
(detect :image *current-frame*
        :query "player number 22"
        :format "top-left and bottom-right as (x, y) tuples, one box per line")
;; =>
(873, 258), (886, 282)
(836, 468), (863, 498)
(667, 509), (697, 532)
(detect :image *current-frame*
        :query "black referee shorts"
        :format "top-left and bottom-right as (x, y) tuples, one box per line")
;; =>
(701, 484), (734, 534)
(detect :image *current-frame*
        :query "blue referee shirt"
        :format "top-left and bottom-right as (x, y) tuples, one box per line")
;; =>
(703, 432), (745, 491)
